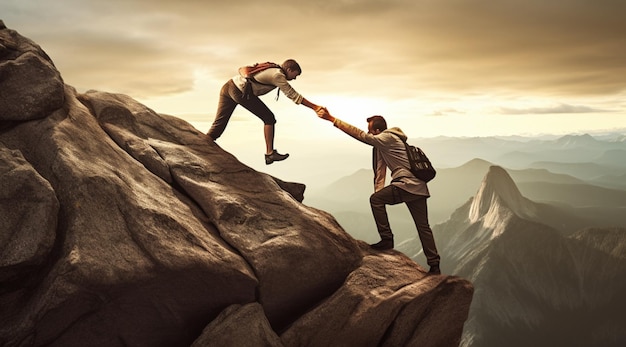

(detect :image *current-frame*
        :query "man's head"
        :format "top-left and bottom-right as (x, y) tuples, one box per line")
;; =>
(366, 115), (387, 135)
(282, 59), (302, 80)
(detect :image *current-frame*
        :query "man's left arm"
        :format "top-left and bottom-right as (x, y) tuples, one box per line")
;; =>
(301, 98), (324, 114)
(271, 72), (325, 113)
(320, 113), (384, 147)
(318, 109), (387, 190)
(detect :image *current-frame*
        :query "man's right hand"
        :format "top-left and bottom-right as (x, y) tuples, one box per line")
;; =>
(316, 107), (335, 122)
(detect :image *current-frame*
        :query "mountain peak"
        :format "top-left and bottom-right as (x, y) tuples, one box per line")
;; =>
(459, 158), (493, 170)
(469, 166), (537, 227)
(554, 133), (599, 148)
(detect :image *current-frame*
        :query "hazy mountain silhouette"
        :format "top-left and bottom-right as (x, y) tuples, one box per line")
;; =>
(305, 133), (626, 227)
(406, 137), (531, 168)
(590, 172), (626, 191)
(595, 149), (626, 167)
(529, 161), (625, 180)
(517, 181), (626, 207)
(553, 133), (602, 148)
(419, 166), (626, 347)
(307, 156), (626, 233)
(405, 134), (626, 169)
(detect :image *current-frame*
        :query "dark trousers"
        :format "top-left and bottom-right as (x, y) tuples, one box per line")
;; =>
(208, 80), (276, 140)
(370, 185), (440, 266)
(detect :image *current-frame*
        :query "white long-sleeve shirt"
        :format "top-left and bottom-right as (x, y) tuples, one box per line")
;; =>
(333, 118), (430, 197)
(232, 67), (304, 104)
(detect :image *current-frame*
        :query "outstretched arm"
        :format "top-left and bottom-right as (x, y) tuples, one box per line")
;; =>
(317, 108), (385, 148)
(318, 108), (386, 191)
(301, 98), (326, 114)
(317, 108), (368, 143)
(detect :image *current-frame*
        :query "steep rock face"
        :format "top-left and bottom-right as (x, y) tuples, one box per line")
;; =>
(434, 166), (626, 347)
(468, 165), (538, 230)
(571, 227), (626, 259)
(0, 148), (58, 281)
(0, 22), (473, 347)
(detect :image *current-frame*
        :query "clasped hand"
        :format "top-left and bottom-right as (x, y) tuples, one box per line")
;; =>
(314, 106), (333, 121)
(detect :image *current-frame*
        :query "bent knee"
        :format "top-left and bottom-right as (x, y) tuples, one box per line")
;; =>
(370, 194), (382, 205)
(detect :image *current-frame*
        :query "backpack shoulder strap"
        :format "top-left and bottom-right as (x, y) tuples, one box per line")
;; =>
(239, 62), (284, 100)
(239, 62), (283, 79)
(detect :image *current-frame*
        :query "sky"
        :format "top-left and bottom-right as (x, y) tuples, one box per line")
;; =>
(3, 0), (626, 182)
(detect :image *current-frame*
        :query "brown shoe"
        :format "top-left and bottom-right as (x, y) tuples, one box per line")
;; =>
(265, 149), (289, 165)
(428, 264), (441, 275)
(370, 239), (394, 250)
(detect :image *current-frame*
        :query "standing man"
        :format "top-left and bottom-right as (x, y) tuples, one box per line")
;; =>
(317, 109), (441, 274)
(207, 59), (325, 165)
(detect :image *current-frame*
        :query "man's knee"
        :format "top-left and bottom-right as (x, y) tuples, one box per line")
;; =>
(369, 193), (377, 204)
(370, 193), (384, 207)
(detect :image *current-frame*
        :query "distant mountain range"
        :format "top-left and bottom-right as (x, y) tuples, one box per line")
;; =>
(307, 156), (626, 231)
(407, 133), (626, 169)
(399, 166), (626, 347)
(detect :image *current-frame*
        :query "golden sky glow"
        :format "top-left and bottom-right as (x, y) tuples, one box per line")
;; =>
(3, 0), (626, 178)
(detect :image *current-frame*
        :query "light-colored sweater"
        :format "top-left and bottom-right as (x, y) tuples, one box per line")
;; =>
(333, 118), (430, 197)
(232, 67), (304, 104)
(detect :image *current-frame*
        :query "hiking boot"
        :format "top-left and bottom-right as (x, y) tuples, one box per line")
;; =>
(265, 150), (289, 165)
(370, 239), (394, 250)
(428, 264), (441, 275)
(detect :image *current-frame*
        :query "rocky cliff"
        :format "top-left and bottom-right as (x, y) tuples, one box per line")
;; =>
(0, 21), (473, 347)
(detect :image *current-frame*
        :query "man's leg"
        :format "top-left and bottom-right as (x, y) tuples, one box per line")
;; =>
(405, 195), (441, 269)
(236, 92), (288, 164)
(369, 185), (403, 249)
(264, 124), (274, 155)
(208, 81), (238, 140)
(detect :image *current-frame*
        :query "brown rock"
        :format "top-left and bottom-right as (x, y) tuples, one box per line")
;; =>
(0, 23), (65, 121)
(191, 303), (283, 347)
(0, 22), (473, 347)
(281, 249), (473, 347)
(0, 148), (58, 281)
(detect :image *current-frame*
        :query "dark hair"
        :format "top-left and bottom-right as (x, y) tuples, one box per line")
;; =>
(366, 115), (387, 131)
(282, 59), (302, 74)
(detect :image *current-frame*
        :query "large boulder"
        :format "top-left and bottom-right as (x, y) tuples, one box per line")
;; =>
(0, 21), (65, 121)
(281, 251), (473, 347)
(0, 22), (473, 347)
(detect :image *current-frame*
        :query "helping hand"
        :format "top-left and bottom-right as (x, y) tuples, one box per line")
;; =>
(314, 106), (333, 120)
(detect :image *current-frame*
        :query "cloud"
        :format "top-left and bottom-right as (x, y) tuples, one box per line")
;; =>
(3, 0), (626, 100)
(428, 108), (464, 117)
(499, 103), (609, 115)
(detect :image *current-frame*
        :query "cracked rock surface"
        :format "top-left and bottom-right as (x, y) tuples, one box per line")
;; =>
(0, 20), (473, 347)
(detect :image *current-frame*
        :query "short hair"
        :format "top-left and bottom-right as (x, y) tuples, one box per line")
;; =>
(366, 115), (387, 131)
(282, 59), (302, 74)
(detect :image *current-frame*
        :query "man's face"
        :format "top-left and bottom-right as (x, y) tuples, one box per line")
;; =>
(285, 68), (300, 81)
